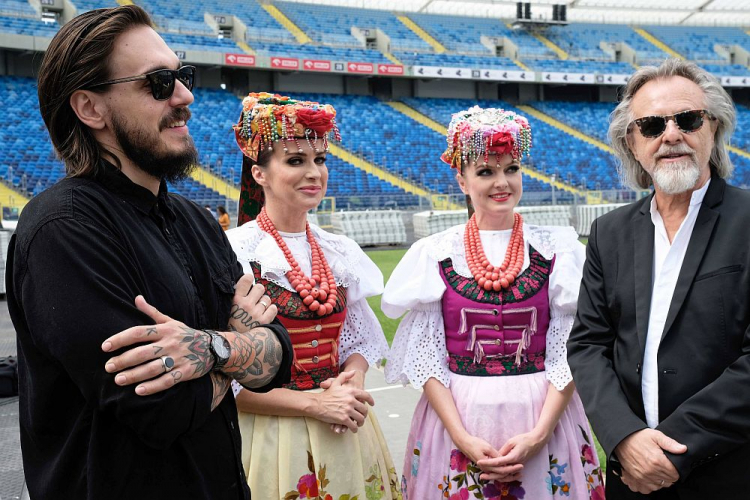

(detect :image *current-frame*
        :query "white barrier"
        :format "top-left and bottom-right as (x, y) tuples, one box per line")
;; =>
(576, 203), (627, 236)
(413, 210), (468, 239)
(413, 205), (573, 238)
(0, 230), (11, 295)
(331, 210), (407, 246)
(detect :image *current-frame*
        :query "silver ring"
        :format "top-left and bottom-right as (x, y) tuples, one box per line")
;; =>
(660, 480), (665, 487)
(160, 356), (175, 373)
(259, 298), (271, 309)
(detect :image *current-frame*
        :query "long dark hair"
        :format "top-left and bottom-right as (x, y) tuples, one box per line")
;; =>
(37, 5), (152, 177)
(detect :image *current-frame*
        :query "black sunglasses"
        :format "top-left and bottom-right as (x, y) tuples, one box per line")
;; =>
(86, 65), (196, 101)
(630, 109), (715, 138)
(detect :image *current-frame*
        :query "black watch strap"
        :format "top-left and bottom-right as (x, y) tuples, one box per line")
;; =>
(205, 330), (231, 370)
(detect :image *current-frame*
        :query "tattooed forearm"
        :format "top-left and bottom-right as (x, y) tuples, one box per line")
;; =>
(228, 304), (262, 332)
(220, 328), (283, 388)
(178, 327), (213, 378)
(209, 372), (231, 411)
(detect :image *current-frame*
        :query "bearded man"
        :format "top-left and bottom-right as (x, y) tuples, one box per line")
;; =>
(7, 6), (292, 499)
(568, 59), (750, 499)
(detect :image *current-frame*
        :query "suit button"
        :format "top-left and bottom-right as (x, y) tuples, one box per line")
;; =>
(312, 356), (319, 364)
(311, 340), (319, 348)
(636, 363), (641, 374)
(315, 324), (323, 332)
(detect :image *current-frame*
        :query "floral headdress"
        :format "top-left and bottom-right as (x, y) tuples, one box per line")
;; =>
(441, 106), (532, 172)
(234, 92), (341, 162)
(234, 92), (341, 226)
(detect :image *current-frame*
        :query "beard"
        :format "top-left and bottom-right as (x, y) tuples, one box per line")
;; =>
(111, 107), (198, 183)
(649, 146), (702, 195)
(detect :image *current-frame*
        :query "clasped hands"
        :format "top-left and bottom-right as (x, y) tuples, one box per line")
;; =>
(314, 370), (374, 435)
(454, 430), (550, 483)
(614, 428), (686, 494)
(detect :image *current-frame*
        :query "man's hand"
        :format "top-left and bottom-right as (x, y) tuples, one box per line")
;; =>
(102, 295), (214, 396)
(311, 371), (374, 433)
(229, 275), (277, 333)
(615, 429), (686, 494)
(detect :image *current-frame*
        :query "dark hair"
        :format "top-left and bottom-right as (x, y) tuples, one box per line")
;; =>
(217, 205), (227, 215)
(37, 5), (153, 177)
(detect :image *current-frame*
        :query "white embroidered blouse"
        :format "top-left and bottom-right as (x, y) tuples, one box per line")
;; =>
(382, 224), (585, 392)
(226, 221), (390, 396)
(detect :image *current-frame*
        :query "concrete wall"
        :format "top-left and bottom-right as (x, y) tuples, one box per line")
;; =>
(414, 78), (475, 99)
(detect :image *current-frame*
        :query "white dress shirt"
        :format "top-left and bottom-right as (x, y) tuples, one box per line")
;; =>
(641, 180), (710, 428)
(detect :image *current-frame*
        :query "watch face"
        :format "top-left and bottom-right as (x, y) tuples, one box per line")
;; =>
(213, 334), (231, 361)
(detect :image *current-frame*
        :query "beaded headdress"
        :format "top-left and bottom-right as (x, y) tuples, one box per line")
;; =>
(234, 92), (340, 162)
(234, 92), (341, 225)
(441, 106), (532, 171)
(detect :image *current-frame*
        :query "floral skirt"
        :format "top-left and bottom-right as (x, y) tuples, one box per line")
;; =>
(402, 371), (604, 500)
(238, 406), (401, 500)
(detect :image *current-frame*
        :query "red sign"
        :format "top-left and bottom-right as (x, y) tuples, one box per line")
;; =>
(303, 59), (332, 72)
(271, 57), (300, 70)
(347, 62), (374, 74)
(377, 64), (404, 75)
(224, 53), (256, 67)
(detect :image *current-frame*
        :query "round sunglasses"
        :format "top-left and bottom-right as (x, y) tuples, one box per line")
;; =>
(630, 109), (715, 138)
(85, 65), (196, 101)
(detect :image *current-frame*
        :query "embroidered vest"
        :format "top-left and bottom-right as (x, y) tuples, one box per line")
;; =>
(251, 262), (348, 391)
(439, 246), (554, 377)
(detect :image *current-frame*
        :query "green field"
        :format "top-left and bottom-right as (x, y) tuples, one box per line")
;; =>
(364, 247), (607, 470)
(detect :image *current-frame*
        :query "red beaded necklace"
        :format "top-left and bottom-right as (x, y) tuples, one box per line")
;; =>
(256, 207), (338, 316)
(464, 212), (525, 292)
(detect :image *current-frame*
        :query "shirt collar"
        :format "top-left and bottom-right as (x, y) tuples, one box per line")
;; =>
(94, 160), (175, 219)
(650, 178), (711, 219)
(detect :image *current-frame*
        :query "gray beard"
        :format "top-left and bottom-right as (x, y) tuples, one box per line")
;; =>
(652, 159), (701, 195)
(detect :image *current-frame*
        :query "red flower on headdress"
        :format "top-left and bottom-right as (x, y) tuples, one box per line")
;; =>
(295, 108), (335, 134)
(486, 131), (514, 156)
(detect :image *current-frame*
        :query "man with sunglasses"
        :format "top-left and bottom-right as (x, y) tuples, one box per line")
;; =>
(568, 59), (750, 499)
(6, 6), (292, 500)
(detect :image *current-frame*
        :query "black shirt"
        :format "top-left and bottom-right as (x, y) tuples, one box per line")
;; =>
(7, 161), (292, 500)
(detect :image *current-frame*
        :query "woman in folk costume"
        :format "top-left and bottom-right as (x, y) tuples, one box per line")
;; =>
(227, 93), (400, 500)
(382, 107), (604, 500)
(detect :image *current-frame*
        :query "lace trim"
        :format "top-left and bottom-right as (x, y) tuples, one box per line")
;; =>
(251, 262), (347, 319)
(440, 246), (553, 304)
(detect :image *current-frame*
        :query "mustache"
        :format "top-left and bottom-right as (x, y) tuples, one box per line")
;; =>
(159, 107), (191, 130)
(655, 145), (695, 161)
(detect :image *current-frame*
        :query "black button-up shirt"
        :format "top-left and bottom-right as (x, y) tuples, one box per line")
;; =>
(7, 161), (291, 500)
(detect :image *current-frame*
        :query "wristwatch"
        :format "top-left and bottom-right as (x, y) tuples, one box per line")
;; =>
(205, 330), (231, 370)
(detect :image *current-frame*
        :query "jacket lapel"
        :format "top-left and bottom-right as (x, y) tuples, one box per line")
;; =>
(633, 195), (655, 350)
(661, 176), (724, 341)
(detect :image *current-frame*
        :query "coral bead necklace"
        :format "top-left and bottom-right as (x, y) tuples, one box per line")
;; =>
(464, 212), (525, 292)
(256, 207), (338, 316)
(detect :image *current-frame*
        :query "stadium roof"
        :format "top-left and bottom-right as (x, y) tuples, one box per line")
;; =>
(279, 0), (750, 27)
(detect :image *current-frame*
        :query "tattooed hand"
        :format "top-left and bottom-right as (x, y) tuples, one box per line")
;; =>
(102, 295), (215, 396)
(229, 274), (277, 333)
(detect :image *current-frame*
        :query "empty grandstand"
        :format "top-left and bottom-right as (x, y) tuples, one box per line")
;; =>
(0, 0), (749, 216)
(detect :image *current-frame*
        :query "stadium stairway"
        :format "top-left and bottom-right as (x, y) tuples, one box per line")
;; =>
(190, 167), (239, 202)
(236, 40), (255, 55)
(729, 145), (750, 161)
(386, 100), (595, 203)
(262, 4), (311, 44)
(0, 182), (28, 211)
(632, 28), (684, 59)
(513, 59), (531, 71)
(383, 52), (403, 65)
(397, 15), (446, 53)
(530, 32), (569, 61)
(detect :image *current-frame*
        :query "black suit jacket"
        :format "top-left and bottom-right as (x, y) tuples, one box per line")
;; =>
(568, 175), (750, 498)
